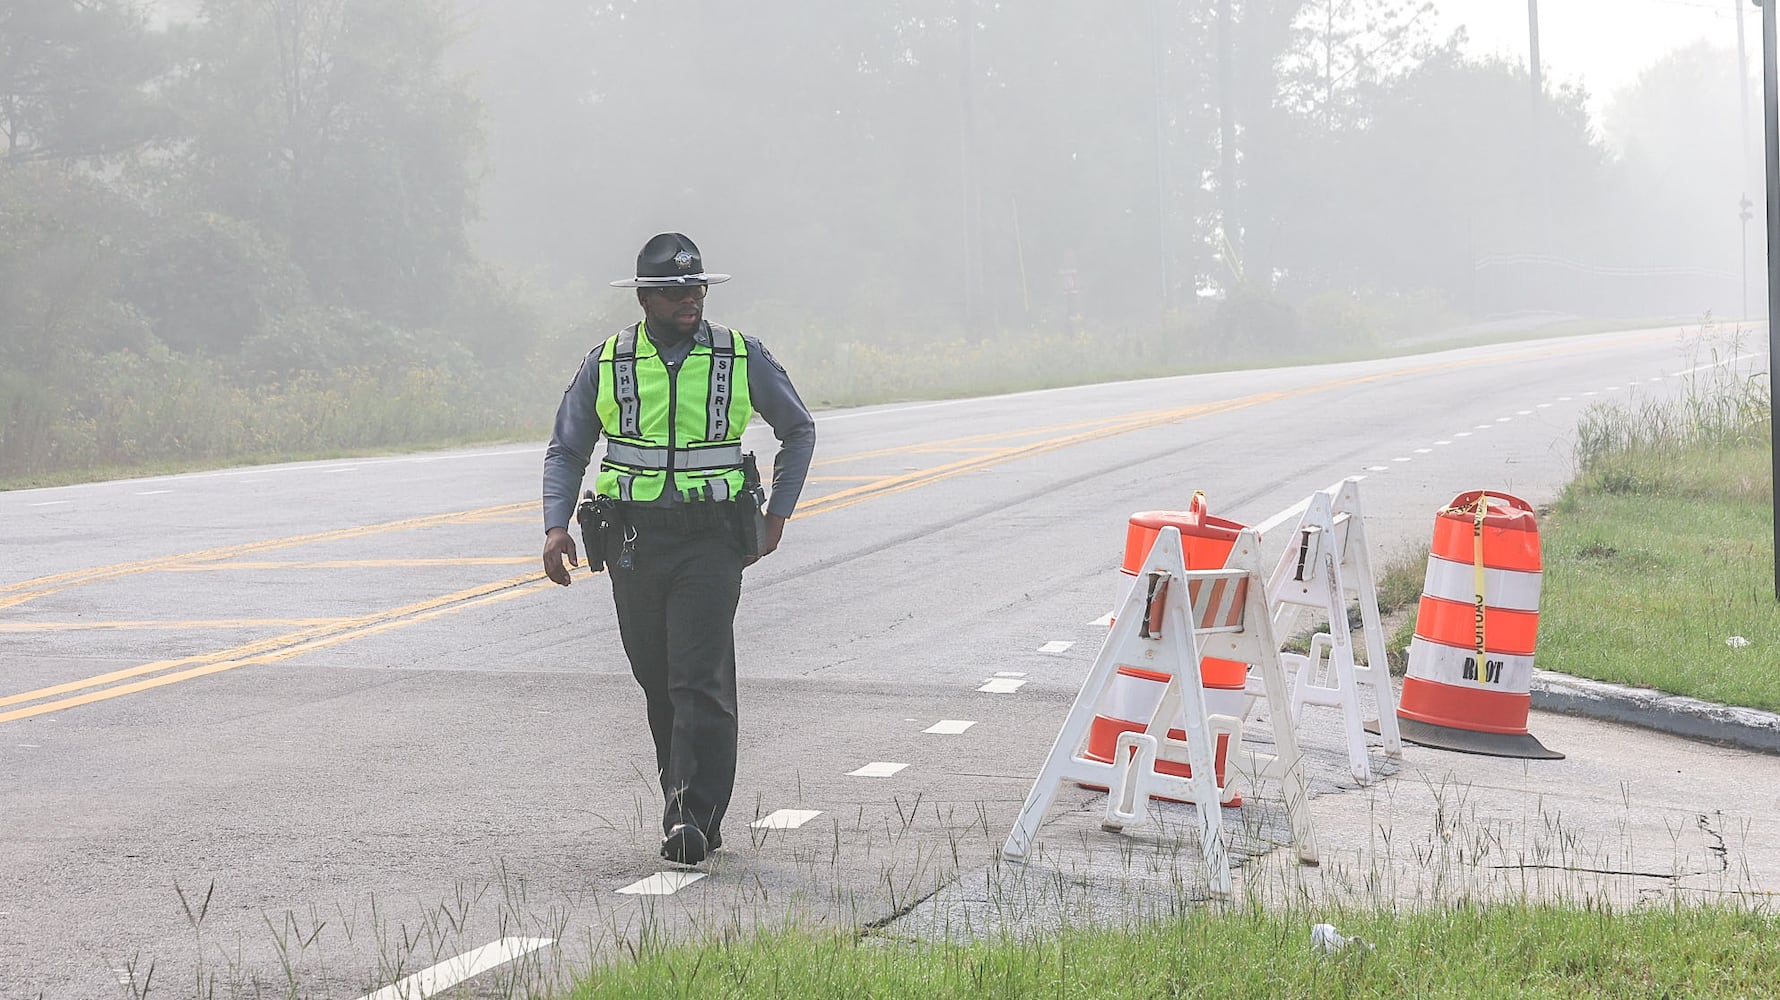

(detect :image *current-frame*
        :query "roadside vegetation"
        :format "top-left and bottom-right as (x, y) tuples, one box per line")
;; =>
(1377, 329), (1779, 711)
(561, 902), (1778, 999)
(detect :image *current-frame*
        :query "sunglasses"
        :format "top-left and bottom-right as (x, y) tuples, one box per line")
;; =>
(648, 284), (708, 303)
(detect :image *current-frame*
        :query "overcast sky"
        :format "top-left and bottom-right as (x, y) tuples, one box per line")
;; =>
(1435, 0), (1748, 121)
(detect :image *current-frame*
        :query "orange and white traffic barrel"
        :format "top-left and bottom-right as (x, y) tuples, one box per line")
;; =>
(1117, 493), (1249, 690)
(1081, 665), (1244, 806)
(1398, 490), (1562, 759)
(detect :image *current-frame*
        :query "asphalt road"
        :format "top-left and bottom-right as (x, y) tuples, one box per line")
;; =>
(3, 324), (1773, 998)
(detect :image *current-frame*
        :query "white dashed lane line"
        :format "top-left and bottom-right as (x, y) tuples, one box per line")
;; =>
(29, 501), (70, 507)
(751, 809), (823, 830)
(1357, 376), (1694, 483)
(353, 937), (556, 1000)
(136, 490), (173, 496)
(978, 678), (1026, 693)
(616, 873), (704, 896)
(1037, 641), (1073, 654)
(923, 720), (976, 735)
(848, 762), (908, 778)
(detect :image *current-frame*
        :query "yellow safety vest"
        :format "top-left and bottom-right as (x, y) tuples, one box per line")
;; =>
(594, 322), (753, 502)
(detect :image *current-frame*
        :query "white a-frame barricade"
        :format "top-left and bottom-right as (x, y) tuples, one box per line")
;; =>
(1001, 525), (1317, 898)
(1255, 478), (1402, 782)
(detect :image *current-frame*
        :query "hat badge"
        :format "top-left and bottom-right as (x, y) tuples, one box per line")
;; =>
(673, 250), (695, 271)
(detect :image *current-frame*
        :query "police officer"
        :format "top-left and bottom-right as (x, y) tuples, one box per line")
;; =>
(542, 233), (816, 866)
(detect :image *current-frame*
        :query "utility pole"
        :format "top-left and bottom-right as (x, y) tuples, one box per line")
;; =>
(1217, 0), (1238, 284)
(1528, 0), (1549, 262)
(958, 0), (979, 333)
(1758, 0), (1780, 601)
(1150, 0), (1172, 316)
(1526, 0), (1542, 96)
(1741, 0), (1755, 319)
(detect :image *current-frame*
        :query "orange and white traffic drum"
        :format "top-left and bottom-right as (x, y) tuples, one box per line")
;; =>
(1398, 490), (1562, 759)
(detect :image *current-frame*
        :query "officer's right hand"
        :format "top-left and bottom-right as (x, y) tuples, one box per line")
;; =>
(544, 527), (579, 586)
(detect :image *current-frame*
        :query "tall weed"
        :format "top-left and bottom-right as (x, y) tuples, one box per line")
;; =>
(1574, 323), (1771, 501)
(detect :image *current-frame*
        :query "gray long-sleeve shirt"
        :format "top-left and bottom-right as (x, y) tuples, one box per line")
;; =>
(542, 320), (817, 533)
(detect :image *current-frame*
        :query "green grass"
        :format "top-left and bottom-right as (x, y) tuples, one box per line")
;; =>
(1536, 438), (1780, 711)
(564, 902), (1780, 999)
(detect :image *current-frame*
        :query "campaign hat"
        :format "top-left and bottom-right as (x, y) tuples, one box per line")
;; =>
(610, 232), (732, 287)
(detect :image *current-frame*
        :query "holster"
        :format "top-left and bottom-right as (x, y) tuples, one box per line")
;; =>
(736, 452), (769, 561)
(575, 490), (611, 573)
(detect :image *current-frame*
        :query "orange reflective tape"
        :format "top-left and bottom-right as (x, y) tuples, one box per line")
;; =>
(1399, 675), (1534, 735)
(1414, 595), (1540, 656)
(1431, 491), (1542, 572)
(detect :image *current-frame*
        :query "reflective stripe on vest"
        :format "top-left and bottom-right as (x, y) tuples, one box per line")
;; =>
(593, 322), (753, 502)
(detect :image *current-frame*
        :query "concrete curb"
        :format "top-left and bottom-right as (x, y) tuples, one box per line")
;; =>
(1530, 669), (1780, 756)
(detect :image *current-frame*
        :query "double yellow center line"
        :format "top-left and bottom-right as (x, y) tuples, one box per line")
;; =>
(1, 331), (1664, 724)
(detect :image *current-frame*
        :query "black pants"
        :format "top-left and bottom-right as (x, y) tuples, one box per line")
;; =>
(606, 508), (744, 841)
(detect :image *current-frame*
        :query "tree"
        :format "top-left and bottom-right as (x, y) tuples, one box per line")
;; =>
(1601, 42), (1760, 318)
(0, 0), (171, 163)
(1255, 46), (1605, 315)
(178, 0), (484, 332)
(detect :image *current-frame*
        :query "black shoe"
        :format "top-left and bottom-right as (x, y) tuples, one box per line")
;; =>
(706, 828), (722, 852)
(660, 824), (708, 866)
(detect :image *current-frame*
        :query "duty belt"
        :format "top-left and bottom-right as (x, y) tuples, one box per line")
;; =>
(614, 501), (736, 532)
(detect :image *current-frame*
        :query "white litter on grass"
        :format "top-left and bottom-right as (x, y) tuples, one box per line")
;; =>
(1727, 636), (1751, 649)
(1311, 923), (1374, 954)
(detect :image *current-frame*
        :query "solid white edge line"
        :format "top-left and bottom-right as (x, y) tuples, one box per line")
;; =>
(1254, 475), (1355, 536)
(354, 936), (554, 1000)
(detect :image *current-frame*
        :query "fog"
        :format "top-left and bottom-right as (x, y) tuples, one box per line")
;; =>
(0, 1), (1765, 480)
(455, 1), (1763, 329)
